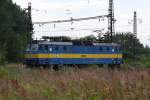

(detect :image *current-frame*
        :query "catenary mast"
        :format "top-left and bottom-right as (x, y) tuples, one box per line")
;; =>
(108, 0), (115, 42)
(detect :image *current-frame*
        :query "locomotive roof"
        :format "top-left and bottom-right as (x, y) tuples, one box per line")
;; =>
(36, 41), (120, 46)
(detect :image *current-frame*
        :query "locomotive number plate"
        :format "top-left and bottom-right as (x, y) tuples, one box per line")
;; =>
(81, 55), (87, 58)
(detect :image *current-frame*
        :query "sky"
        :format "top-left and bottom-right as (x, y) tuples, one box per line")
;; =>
(12, 0), (150, 46)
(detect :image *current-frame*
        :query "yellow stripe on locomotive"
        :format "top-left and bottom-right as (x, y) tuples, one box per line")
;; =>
(25, 54), (123, 59)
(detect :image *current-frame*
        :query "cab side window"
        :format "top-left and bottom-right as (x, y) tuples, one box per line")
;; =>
(106, 47), (110, 51)
(63, 46), (67, 51)
(115, 47), (118, 52)
(55, 46), (59, 51)
(44, 45), (49, 51)
(39, 45), (43, 50)
(99, 47), (103, 51)
(119, 47), (121, 52)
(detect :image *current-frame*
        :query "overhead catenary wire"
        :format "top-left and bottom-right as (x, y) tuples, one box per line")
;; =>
(33, 15), (108, 24)
(35, 28), (107, 32)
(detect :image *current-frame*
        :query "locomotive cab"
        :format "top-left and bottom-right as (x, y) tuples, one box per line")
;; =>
(24, 42), (41, 66)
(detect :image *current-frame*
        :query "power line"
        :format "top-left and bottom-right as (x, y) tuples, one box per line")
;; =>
(33, 15), (108, 24)
(34, 28), (106, 32)
(116, 25), (132, 27)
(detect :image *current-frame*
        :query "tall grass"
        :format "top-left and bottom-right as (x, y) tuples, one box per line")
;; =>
(0, 65), (149, 100)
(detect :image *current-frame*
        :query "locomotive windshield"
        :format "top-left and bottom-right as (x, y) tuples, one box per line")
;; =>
(26, 44), (39, 51)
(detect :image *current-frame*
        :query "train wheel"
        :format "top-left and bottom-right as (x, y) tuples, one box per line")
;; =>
(116, 64), (121, 70)
(97, 64), (103, 68)
(26, 64), (33, 68)
(77, 64), (84, 68)
(53, 65), (61, 71)
(108, 64), (115, 70)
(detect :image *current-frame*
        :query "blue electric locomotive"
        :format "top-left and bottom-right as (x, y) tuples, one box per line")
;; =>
(24, 37), (123, 68)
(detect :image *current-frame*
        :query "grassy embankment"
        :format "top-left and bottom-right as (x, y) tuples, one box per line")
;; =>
(0, 64), (149, 100)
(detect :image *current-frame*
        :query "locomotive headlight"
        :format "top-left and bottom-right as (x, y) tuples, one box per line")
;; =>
(49, 48), (52, 52)
(112, 48), (115, 52)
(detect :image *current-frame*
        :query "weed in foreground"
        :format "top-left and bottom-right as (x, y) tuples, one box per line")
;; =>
(0, 65), (149, 100)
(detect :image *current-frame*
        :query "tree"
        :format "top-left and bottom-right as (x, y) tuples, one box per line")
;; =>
(112, 32), (150, 59)
(0, 0), (32, 63)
